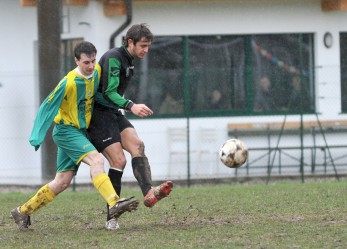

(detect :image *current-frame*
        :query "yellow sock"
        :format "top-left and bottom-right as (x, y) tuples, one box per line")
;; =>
(92, 173), (119, 207)
(20, 184), (56, 216)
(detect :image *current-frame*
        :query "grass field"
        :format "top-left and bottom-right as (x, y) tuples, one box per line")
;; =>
(0, 181), (346, 249)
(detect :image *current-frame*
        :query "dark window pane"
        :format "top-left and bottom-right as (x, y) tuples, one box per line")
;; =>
(60, 38), (83, 76)
(252, 34), (315, 114)
(188, 35), (246, 114)
(126, 36), (184, 116)
(340, 33), (347, 112)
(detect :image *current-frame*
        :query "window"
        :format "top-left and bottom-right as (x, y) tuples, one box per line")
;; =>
(340, 33), (347, 112)
(60, 38), (83, 76)
(127, 33), (315, 118)
(252, 34), (315, 114)
(188, 35), (246, 115)
(126, 36), (184, 116)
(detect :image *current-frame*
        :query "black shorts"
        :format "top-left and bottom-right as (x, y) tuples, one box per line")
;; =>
(87, 106), (134, 152)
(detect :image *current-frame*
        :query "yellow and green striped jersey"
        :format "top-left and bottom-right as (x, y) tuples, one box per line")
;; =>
(29, 64), (101, 150)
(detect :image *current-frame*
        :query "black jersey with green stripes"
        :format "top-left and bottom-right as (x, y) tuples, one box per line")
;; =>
(95, 46), (135, 111)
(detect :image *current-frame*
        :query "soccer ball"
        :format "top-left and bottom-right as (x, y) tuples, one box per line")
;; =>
(219, 139), (248, 168)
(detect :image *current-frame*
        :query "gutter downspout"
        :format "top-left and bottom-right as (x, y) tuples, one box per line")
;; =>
(109, 0), (132, 49)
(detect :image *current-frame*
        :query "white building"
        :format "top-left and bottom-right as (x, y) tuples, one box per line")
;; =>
(1, 0), (347, 185)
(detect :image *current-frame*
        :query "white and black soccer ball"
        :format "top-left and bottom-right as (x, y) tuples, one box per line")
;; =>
(219, 139), (248, 168)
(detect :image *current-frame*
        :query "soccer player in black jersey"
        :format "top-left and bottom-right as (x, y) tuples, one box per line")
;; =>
(88, 23), (173, 230)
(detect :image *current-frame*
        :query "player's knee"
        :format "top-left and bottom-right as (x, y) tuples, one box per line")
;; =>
(94, 154), (104, 167)
(109, 156), (126, 169)
(86, 150), (104, 167)
(60, 181), (71, 191)
(51, 179), (71, 194)
(93, 157), (105, 171)
(89, 154), (105, 175)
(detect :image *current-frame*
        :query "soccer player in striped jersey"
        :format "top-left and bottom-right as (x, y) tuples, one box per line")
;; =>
(10, 41), (139, 231)
(88, 24), (173, 231)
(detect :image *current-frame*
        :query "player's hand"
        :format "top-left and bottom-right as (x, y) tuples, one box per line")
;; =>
(130, 103), (153, 118)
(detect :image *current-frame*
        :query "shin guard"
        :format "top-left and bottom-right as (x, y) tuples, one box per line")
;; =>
(132, 157), (153, 196)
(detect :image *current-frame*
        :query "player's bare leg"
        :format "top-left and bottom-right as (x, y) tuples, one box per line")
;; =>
(10, 172), (72, 231)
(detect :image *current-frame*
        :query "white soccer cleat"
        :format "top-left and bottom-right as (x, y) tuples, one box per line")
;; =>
(105, 218), (120, 231)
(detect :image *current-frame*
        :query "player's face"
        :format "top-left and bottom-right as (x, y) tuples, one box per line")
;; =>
(127, 38), (151, 59)
(75, 53), (96, 76)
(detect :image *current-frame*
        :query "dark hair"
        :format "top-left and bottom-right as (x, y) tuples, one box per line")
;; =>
(74, 41), (97, 60)
(123, 23), (154, 47)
